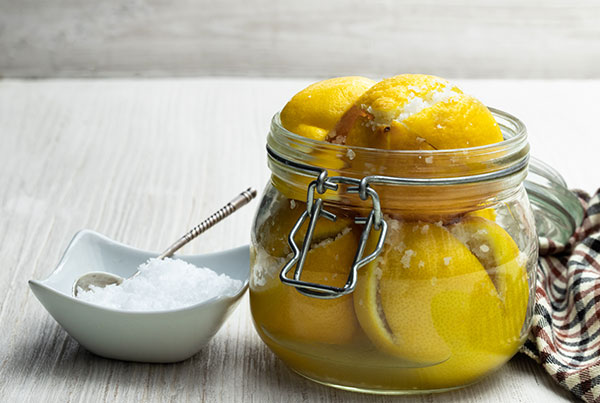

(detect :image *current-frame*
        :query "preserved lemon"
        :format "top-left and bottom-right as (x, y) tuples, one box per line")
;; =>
(280, 76), (375, 142)
(353, 218), (528, 385)
(252, 225), (362, 345)
(331, 74), (502, 150)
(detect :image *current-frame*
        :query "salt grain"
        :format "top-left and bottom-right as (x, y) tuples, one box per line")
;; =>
(331, 135), (346, 144)
(401, 250), (415, 268)
(77, 258), (242, 311)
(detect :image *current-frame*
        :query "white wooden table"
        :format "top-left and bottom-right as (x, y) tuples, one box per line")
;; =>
(1, 78), (595, 402)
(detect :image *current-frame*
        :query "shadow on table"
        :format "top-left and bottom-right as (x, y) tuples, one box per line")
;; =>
(5, 318), (208, 388)
(507, 354), (574, 400)
(225, 332), (572, 402)
(5, 318), (574, 402)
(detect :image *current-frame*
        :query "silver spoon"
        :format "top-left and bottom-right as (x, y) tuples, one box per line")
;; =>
(72, 187), (257, 296)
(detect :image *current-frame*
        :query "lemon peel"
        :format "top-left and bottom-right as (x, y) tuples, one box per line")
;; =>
(252, 225), (362, 345)
(280, 76), (375, 142)
(449, 216), (529, 349)
(467, 207), (497, 222)
(276, 77), (375, 202)
(354, 220), (497, 363)
(354, 217), (528, 369)
(332, 74), (502, 150)
(255, 193), (352, 258)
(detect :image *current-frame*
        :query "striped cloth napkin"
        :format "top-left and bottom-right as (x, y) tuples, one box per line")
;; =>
(521, 189), (600, 402)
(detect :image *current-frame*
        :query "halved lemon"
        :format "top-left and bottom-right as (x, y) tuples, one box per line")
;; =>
(280, 76), (375, 142)
(252, 225), (363, 345)
(332, 74), (502, 150)
(353, 217), (528, 366)
(255, 193), (353, 258)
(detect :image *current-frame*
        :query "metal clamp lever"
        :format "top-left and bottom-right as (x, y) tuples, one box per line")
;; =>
(279, 176), (388, 299)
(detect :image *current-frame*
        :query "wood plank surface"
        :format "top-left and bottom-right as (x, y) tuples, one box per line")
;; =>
(1, 78), (594, 402)
(1, 0), (600, 79)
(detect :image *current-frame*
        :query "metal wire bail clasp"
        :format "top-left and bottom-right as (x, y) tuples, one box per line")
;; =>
(279, 171), (388, 299)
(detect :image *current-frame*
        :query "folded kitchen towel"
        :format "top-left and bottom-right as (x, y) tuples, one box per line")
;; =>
(521, 189), (600, 402)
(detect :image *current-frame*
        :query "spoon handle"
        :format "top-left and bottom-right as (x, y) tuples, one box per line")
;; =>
(157, 187), (257, 259)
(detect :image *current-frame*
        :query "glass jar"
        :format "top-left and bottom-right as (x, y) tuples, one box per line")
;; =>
(250, 109), (538, 394)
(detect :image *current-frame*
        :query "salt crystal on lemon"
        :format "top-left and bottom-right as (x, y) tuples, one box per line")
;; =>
(77, 258), (242, 311)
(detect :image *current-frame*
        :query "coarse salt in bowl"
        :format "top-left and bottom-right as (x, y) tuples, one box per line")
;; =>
(77, 258), (243, 311)
(28, 230), (249, 363)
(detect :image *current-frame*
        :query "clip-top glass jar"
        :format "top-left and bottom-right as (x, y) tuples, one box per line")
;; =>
(250, 109), (538, 394)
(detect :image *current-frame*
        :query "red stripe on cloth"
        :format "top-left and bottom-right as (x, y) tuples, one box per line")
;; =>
(550, 336), (600, 356)
(573, 251), (600, 271)
(532, 325), (562, 352)
(575, 283), (600, 301)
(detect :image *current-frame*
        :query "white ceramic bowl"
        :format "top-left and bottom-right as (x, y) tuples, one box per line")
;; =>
(29, 229), (249, 363)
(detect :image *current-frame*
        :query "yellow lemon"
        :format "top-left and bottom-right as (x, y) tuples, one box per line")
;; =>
(332, 74), (502, 150)
(254, 192), (353, 258)
(353, 216), (528, 368)
(331, 75), (504, 220)
(412, 217), (529, 385)
(279, 227), (362, 344)
(276, 77), (374, 202)
(251, 226), (362, 345)
(467, 207), (497, 222)
(280, 76), (375, 142)
(353, 220), (497, 364)
(449, 216), (530, 347)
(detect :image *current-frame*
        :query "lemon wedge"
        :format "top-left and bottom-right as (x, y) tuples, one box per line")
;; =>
(332, 74), (502, 150)
(252, 226), (362, 345)
(280, 76), (375, 142)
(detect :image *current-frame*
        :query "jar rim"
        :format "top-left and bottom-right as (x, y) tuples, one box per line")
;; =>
(270, 107), (527, 156)
(267, 107), (530, 185)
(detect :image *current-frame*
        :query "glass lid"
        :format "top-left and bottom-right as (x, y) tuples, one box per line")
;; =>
(525, 157), (585, 245)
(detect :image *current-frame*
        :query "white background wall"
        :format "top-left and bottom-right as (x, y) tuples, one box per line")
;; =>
(1, 0), (599, 78)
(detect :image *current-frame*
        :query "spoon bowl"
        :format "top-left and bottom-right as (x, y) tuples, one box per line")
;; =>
(72, 271), (124, 295)
(29, 229), (249, 363)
